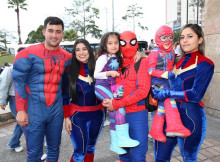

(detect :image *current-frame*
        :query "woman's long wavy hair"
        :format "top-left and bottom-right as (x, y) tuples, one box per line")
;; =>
(97, 32), (123, 68)
(69, 39), (95, 102)
(179, 24), (205, 59)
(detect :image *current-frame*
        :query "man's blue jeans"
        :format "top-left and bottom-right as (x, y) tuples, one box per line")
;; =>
(8, 96), (23, 148)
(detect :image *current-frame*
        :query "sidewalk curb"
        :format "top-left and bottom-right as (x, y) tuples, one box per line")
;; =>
(0, 112), (15, 126)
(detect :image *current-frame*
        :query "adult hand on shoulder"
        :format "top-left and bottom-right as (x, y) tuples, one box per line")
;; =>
(0, 105), (6, 110)
(133, 51), (142, 63)
(16, 110), (29, 126)
(102, 99), (115, 112)
(65, 118), (72, 135)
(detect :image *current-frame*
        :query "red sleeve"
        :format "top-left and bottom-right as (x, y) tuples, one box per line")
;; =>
(148, 51), (169, 79)
(63, 105), (70, 118)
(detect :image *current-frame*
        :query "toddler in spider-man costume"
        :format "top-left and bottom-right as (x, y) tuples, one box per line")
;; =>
(148, 25), (191, 143)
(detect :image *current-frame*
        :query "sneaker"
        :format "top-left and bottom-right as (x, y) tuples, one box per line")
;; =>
(148, 134), (154, 142)
(15, 146), (23, 152)
(104, 120), (110, 126)
(41, 153), (47, 161)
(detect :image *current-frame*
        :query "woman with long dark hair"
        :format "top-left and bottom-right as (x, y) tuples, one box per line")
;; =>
(152, 24), (215, 161)
(62, 39), (104, 162)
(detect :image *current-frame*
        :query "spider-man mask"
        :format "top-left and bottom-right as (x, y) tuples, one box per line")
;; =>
(155, 25), (173, 52)
(120, 31), (138, 59)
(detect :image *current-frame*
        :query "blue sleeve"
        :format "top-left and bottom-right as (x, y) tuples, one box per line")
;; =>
(12, 51), (32, 111)
(62, 70), (71, 106)
(186, 61), (214, 103)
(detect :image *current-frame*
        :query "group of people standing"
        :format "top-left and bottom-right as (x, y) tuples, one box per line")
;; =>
(0, 15), (214, 162)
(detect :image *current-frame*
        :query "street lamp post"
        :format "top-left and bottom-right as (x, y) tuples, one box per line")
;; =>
(187, 0), (189, 24)
(104, 8), (108, 32)
(112, 0), (114, 31)
(197, 0), (199, 24)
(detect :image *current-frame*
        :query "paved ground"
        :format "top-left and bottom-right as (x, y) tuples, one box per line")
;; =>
(0, 112), (220, 162)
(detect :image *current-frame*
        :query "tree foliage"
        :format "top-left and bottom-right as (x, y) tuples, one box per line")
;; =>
(189, 0), (205, 8)
(65, 0), (102, 39)
(25, 25), (44, 44)
(0, 29), (16, 49)
(63, 29), (79, 41)
(8, 0), (28, 44)
(122, 3), (148, 32)
(25, 26), (79, 43)
(174, 29), (181, 43)
(189, 0), (205, 24)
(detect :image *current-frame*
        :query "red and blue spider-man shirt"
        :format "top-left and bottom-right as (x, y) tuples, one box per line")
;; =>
(12, 43), (72, 112)
(112, 58), (151, 113)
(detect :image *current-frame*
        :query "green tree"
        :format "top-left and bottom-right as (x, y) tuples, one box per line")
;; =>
(174, 29), (181, 43)
(122, 3), (148, 33)
(8, 0), (28, 44)
(0, 29), (16, 49)
(65, 0), (102, 39)
(64, 29), (79, 41)
(189, 0), (205, 24)
(25, 25), (44, 44)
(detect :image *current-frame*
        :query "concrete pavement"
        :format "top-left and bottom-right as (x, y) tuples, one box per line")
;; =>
(0, 112), (220, 162)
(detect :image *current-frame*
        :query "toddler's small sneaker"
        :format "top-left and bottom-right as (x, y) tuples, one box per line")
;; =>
(15, 146), (23, 152)
(148, 134), (154, 142)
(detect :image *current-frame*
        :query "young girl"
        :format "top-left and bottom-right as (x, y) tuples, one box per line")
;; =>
(152, 24), (214, 161)
(94, 32), (140, 155)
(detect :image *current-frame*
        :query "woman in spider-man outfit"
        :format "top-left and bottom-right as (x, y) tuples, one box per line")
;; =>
(152, 24), (214, 162)
(103, 31), (151, 162)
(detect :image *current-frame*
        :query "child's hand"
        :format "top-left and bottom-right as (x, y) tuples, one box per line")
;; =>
(106, 71), (120, 78)
(102, 99), (115, 112)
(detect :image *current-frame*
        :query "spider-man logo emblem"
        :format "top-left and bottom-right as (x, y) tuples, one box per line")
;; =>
(121, 64), (130, 78)
(43, 50), (66, 106)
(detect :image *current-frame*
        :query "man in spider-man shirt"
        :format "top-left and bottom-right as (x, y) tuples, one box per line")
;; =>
(103, 31), (151, 162)
(12, 16), (72, 162)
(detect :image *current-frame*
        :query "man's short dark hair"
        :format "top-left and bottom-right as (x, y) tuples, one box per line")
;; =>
(17, 47), (25, 52)
(44, 16), (64, 31)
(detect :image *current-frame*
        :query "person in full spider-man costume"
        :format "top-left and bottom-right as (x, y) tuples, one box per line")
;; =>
(148, 25), (191, 143)
(12, 17), (72, 161)
(103, 31), (151, 162)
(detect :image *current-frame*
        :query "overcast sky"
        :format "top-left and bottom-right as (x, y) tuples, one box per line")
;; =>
(0, 0), (176, 44)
